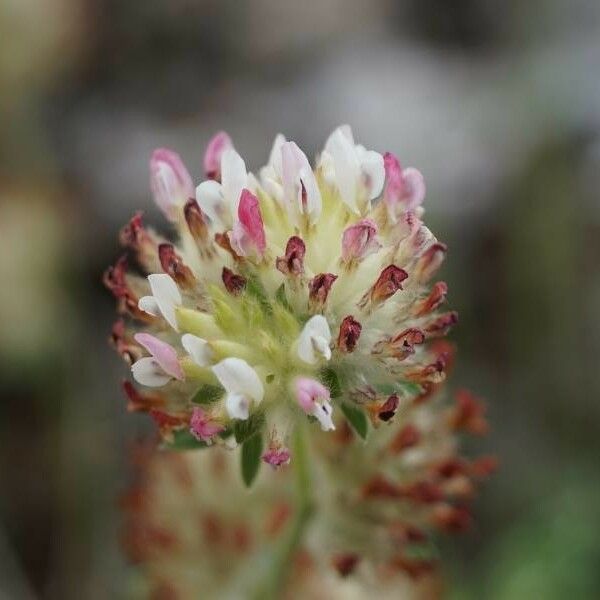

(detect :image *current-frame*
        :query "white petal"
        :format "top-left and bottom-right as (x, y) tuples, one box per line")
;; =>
(297, 315), (332, 364)
(306, 314), (331, 340)
(281, 142), (322, 224)
(212, 357), (264, 403)
(225, 392), (250, 420)
(360, 150), (385, 199)
(324, 128), (360, 212)
(221, 149), (247, 214)
(338, 124), (354, 144)
(267, 133), (286, 177)
(148, 274), (182, 331)
(318, 150), (336, 185)
(181, 334), (213, 366)
(281, 142), (302, 206)
(313, 400), (335, 431)
(325, 124), (354, 147)
(260, 171), (284, 206)
(138, 295), (160, 317)
(196, 179), (225, 227)
(313, 336), (332, 361)
(131, 357), (172, 387)
(300, 167), (322, 223)
(246, 172), (260, 193)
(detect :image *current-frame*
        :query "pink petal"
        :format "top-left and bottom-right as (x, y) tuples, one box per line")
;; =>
(341, 218), (381, 262)
(190, 407), (224, 442)
(150, 148), (195, 221)
(262, 445), (291, 468)
(383, 152), (425, 216)
(401, 167), (426, 210)
(203, 131), (233, 181)
(134, 333), (184, 380)
(236, 189), (266, 255)
(294, 377), (330, 414)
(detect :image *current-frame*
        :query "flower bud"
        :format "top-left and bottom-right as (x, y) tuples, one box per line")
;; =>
(150, 148), (194, 221)
(203, 131), (233, 181)
(383, 152), (425, 221)
(341, 219), (381, 263)
(229, 189), (266, 258)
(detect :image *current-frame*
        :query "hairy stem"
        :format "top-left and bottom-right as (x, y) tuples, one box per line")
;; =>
(257, 423), (314, 599)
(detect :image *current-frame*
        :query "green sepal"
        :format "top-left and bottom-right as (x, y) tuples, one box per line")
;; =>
(191, 384), (223, 405)
(274, 283), (292, 312)
(320, 367), (342, 398)
(234, 412), (265, 445)
(241, 432), (263, 487)
(244, 274), (273, 315)
(340, 401), (369, 440)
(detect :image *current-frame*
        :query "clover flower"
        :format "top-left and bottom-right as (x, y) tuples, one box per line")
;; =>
(122, 445), (446, 600)
(121, 446), (296, 599)
(106, 125), (458, 479)
(310, 382), (497, 581)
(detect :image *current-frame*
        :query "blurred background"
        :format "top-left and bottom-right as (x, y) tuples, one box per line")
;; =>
(1, 0), (599, 598)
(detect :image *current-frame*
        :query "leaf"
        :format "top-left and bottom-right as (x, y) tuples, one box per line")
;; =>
(320, 367), (342, 398)
(241, 432), (263, 487)
(191, 384), (223, 405)
(340, 401), (369, 440)
(162, 429), (208, 451)
(234, 412), (265, 444)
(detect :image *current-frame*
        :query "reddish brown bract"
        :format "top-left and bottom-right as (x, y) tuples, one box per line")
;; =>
(337, 316), (362, 353)
(276, 236), (306, 276)
(222, 267), (247, 296)
(158, 243), (196, 288)
(308, 273), (338, 310)
(364, 265), (408, 307)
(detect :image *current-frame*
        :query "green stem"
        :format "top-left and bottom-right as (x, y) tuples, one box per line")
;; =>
(256, 423), (314, 600)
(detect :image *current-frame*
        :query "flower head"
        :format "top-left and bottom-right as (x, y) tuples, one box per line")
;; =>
(106, 126), (458, 472)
